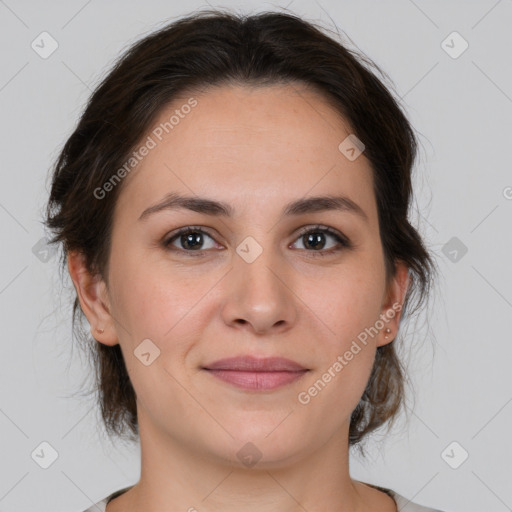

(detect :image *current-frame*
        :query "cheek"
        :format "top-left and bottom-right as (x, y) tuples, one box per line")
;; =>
(301, 265), (385, 346)
(297, 263), (384, 402)
(107, 259), (202, 416)
(108, 250), (218, 346)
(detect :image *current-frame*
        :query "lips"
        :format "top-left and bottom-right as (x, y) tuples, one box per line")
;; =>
(202, 356), (309, 391)
(203, 356), (307, 372)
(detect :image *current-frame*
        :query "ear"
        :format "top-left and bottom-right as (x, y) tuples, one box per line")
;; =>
(67, 250), (118, 346)
(376, 260), (410, 348)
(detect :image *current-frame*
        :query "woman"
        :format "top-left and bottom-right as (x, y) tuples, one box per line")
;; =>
(45, 8), (445, 512)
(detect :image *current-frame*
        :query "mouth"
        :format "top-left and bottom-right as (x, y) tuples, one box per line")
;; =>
(202, 356), (309, 391)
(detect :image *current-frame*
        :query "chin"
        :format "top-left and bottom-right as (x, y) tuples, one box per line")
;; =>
(208, 418), (309, 469)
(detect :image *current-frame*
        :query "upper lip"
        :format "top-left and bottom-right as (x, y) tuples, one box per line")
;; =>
(203, 356), (308, 372)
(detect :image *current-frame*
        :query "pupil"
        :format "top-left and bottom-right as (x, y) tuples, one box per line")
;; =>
(305, 232), (324, 250)
(183, 232), (202, 250)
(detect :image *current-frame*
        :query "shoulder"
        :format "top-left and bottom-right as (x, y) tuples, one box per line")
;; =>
(81, 497), (107, 512)
(82, 484), (449, 512)
(81, 486), (134, 512)
(362, 481), (447, 512)
(388, 488), (448, 512)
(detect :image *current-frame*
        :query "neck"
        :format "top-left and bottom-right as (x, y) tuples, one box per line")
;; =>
(119, 409), (384, 512)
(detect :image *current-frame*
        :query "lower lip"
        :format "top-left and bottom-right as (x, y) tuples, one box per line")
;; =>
(204, 369), (308, 391)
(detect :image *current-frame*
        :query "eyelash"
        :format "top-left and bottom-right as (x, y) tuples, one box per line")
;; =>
(163, 224), (352, 257)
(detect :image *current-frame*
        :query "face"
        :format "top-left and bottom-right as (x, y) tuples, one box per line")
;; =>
(71, 83), (408, 467)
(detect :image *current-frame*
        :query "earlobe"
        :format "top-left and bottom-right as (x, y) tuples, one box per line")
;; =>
(67, 251), (118, 346)
(377, 261), (410, 347)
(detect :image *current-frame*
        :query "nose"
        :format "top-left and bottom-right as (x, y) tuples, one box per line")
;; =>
(220, 242), (297, 335)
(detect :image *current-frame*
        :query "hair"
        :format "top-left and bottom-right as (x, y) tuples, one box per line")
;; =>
(44, 8), (437, 453)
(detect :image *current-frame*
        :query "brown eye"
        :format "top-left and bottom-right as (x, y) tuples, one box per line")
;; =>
(164, 227), (219, 253)
(291, 225), (351, 255)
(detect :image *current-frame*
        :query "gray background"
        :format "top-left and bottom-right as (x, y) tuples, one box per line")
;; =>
(0, 1), (511, 511)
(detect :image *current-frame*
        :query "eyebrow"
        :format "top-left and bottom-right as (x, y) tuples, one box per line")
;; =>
(138, 192), (368, 222)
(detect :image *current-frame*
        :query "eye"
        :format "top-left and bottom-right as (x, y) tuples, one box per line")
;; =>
(163, 224), (351, 257)
(164, 226), (221, 254)
(290, 225), (351, 256)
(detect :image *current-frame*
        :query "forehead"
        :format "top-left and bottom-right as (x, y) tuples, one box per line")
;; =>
(115, 83), (376, 225)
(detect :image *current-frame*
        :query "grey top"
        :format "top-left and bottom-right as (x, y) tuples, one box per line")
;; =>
(82, 483), (447, 511)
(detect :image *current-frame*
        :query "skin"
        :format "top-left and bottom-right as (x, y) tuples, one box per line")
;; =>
(68, 83), (409, 512)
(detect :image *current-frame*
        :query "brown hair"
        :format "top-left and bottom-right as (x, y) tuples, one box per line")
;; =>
(45, 8), (437, 452)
